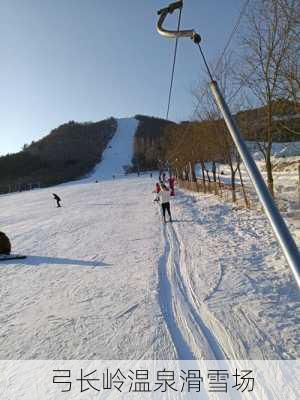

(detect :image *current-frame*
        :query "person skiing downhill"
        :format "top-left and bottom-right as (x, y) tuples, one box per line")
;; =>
(52, 193), (62, 208)
(158, 184), (172, 223)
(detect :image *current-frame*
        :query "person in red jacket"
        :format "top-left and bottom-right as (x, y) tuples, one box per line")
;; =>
(168, 176), (176, 196)
(153, 182), (161, 202)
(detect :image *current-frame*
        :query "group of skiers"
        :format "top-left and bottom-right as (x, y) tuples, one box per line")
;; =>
(51, 172), (176, 224)
(153, 172), (176, 223)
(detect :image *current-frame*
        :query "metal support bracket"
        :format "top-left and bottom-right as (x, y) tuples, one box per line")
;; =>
(157, 1), (199, 40)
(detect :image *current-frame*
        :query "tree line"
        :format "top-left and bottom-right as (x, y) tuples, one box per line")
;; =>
(160, 0), (300, 199)
(0, 118), (117, 192)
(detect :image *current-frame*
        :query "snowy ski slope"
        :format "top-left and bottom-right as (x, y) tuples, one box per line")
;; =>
(0, 117), (299, 366)
(85, 117), (139, 181)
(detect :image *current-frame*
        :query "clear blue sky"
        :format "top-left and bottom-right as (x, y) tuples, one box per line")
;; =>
(0, 0), (245, 155)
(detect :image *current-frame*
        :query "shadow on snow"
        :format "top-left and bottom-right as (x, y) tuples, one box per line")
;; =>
(0, 255), (111, 268)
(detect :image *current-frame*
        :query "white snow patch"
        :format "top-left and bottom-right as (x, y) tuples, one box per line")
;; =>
(86, 117), (139, 181)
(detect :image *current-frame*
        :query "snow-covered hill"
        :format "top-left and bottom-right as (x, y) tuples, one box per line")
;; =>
(0, 118), (299, 365)
(85, 117), (139, 181)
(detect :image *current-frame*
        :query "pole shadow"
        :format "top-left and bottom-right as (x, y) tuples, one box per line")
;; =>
(86, 203), (113, 207)
(169, 219), (194, 223)
(1, 255), (111, 269)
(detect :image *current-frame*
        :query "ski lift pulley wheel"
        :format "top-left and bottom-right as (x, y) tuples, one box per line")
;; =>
(192, 33), (201, 44)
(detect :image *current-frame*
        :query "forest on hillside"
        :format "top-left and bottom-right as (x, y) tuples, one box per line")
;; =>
(131, 101), (300, 171)
(130, 115), (175, 171)
(0, 118), (117, 193)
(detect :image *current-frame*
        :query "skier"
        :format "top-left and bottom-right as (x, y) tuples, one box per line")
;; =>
(158, 184), (172, 223)
(153, 182), (161, 202)
(155, 182), (161, 194)
(159, 171), (167, 184)
(52, 193), (62, 208)
(168, 176), (176, 196)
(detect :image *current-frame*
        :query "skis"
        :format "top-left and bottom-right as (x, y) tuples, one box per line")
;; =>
(0, 254), (27, 262)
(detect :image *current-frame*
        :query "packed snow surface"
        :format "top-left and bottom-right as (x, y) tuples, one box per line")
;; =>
(86, 117), (139, 181)
(0, 120), (299, 363)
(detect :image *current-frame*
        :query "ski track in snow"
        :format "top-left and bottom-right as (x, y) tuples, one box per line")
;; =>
(159, 217), (226, 360)
(0, 116), (299, 366)
(165, 190), (300, 360)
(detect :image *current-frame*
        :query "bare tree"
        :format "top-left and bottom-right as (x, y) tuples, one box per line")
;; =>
(274, 0), (300, 136)
(278, 0), (300, 103)
(193, 54), (245, 202)
(241, 0), (297, 196)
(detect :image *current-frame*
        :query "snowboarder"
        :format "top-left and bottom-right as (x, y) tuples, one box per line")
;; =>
(52, 193), (62, 208)
(158, 184), (172, 223)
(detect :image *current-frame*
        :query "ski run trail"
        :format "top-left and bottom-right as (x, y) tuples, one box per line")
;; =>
(0, 117), (299, 366)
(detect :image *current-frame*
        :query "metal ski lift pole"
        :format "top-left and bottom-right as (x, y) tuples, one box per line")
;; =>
(157, 2), (300, 288)
(209, 81), (300, 287)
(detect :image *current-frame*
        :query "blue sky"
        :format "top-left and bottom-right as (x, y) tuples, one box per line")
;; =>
(0, 0), (245, 155)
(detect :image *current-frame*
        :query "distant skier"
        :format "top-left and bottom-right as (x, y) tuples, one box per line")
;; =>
(52, 193), (62, 208)
(159, 171), (167, 184)
(159, 184), (172, 223)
